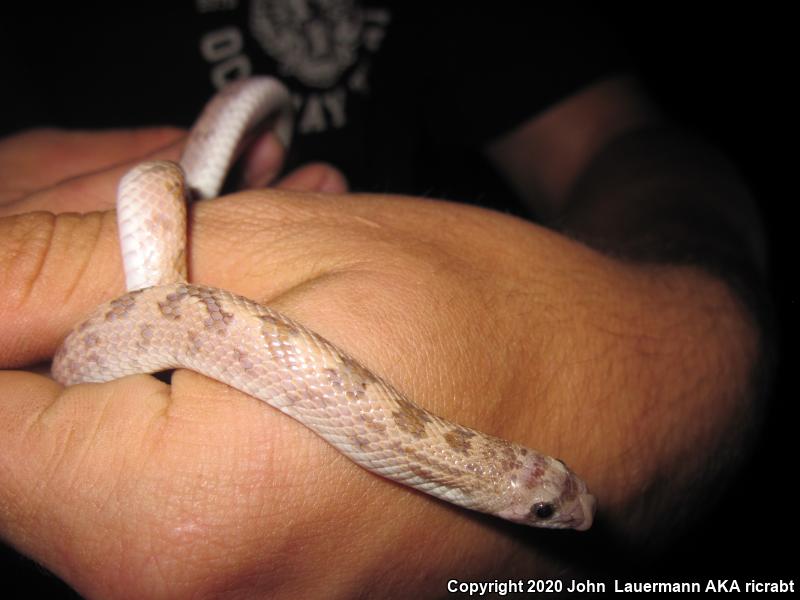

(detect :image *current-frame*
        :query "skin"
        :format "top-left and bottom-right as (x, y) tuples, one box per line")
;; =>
(0, 77), (765, 598)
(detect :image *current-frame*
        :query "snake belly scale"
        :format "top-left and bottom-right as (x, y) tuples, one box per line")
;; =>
(51, 77), (595, 530)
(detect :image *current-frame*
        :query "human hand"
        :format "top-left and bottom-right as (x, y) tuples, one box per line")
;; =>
(0, 128), (759, 597)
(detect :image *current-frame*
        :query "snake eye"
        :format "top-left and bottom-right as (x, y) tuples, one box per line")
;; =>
(532, 502), (555, 520)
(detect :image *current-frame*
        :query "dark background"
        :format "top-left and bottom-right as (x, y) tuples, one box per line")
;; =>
(1, 6), (795, 597)
(602, 4), (795, 580)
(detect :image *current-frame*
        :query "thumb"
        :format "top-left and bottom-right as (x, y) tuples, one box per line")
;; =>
(0, 128), (185, 209)
(0, 130), (186, 366)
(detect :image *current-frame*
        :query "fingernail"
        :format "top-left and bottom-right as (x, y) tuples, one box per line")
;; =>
(317, 168), (348, 193)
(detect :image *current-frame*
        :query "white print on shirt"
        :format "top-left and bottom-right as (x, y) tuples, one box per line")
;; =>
(197, 0), (390, 135)
(200, 27), (252, 85)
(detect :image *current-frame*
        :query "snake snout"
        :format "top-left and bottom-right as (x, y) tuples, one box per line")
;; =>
(568, 493), (596, 531)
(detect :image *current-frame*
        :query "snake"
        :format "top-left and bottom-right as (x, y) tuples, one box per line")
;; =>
(51, 77), (596, 531)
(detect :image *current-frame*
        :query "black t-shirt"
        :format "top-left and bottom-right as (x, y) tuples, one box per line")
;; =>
(1, 1), (624, 213)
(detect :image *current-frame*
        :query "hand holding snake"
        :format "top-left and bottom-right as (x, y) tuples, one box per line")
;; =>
(51, 78), (595, 530)
(0, 72), (764, 599)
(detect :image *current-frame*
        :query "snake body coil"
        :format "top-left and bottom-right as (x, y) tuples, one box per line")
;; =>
(52, 77), (595, 530)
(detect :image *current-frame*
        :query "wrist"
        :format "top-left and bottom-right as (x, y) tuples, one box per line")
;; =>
(533, 251), (762, 545)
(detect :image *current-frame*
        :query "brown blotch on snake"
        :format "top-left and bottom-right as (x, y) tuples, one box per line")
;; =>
(325, 365), (369, 403)
(498, 441), (524, 473)
(522, 456), (548, 489)
(351, 434), (374, 452)
(404, 446), (479, 496)
(324, 367), (346, 390)
(339, 359), (376, 389)
(186, 329), (202, 353)
(233, 348), (255, 371)
(158, 291), (185, 320)
(82, 332), (100, 349)
(443, 426), (477, 454)
(392, 396), (432, 438)
(105, 291), (142, 321)
(358, 412), (387, 434)
(138, 324), (154, 347)
(163, 178), (182, 196)
(192, 287), (234, 334)
(259, 314), (302, 354)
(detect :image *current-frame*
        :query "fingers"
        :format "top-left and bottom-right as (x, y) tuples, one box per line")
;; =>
(0, 370), (265, 597)
(0, 166), (127, 216)
(0, 189), (596, 595)
(276, 163), (349, 193)
(0, 366), (386, 598)
(237, 130), (288, 189)
(0, 209), (122, 367)
(0, 139), (183, 216)
(236, 132), (348, 194)
(0, 130), (189, 365)
(1, 147), (186, 216)
(0, 127), (306, 216)
(0, 158), (345, 371)
(0, 128), (186, 202)
(0, 125), (345, 217)
(0, 368), (513, 599)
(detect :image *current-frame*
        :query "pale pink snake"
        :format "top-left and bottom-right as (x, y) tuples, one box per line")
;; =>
(52, 77), (595, 530)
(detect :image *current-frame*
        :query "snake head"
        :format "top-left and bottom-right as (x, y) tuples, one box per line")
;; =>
(499, 455), (596, 531)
